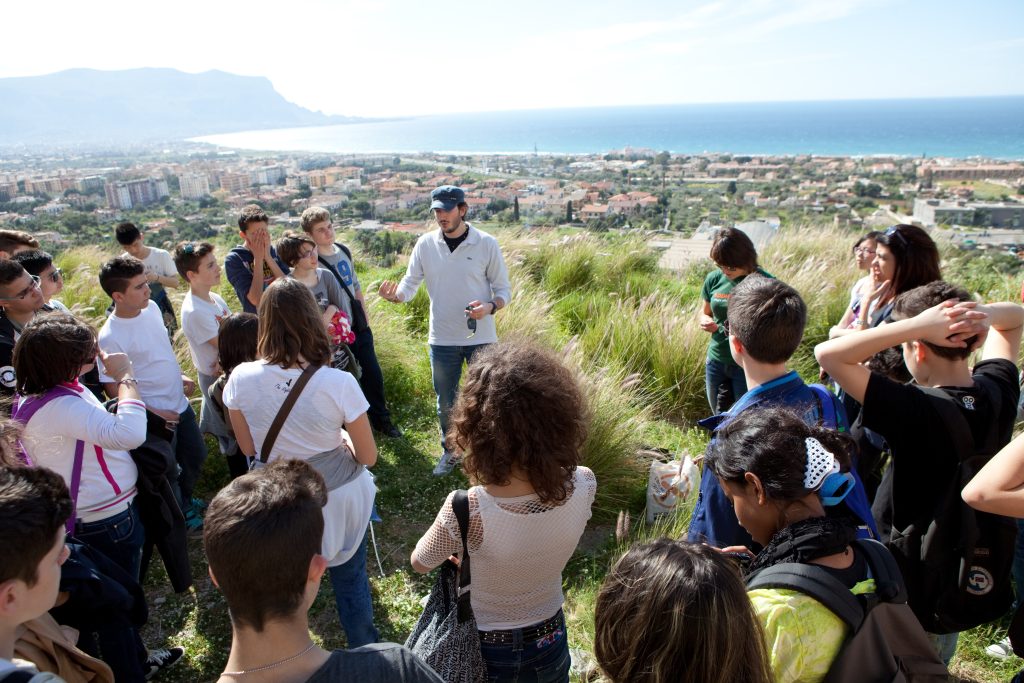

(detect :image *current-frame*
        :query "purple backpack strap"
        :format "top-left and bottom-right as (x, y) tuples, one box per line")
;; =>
(12, 387), (87, 530)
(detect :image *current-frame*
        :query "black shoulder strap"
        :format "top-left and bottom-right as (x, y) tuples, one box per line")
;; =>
(0, 671), (35, 683)
(451, 489), (474, 622)
(335, 241), (353, 261)
(852, 538), (906, 602)
(747, 562), (865, 631)
(318, 252), (358, 303)
(917, 386), (976, 461)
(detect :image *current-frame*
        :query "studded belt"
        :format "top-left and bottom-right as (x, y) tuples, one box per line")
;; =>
(478, 610), (564, 645)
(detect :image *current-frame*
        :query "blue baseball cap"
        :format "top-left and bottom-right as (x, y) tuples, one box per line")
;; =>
(430, 185), (465, 210)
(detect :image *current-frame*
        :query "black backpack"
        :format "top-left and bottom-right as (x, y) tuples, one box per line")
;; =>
(887, 380), (1017, 634)
(747, 538), (948, 683)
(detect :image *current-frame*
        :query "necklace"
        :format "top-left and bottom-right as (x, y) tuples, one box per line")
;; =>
(222, 642), (316, 676)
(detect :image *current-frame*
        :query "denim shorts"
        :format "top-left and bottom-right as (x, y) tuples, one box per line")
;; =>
(479, 610), (570, 683)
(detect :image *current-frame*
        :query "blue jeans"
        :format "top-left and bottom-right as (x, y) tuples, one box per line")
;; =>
(704, 358), (747, 414)
(327, 527), (379, 648)
(479, 611), (570, 683)
(75, 502), (145, 582)
(926, 631), (959, 667)
(172, 404), (207, 508)
(1013, 518), (1024, 608)
(429, 344), (489, 448)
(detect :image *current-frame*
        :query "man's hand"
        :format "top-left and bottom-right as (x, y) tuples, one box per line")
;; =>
(378, 280), (401, 303)
(182, 375), (196, 397)
(466, 300), (489, 320)
(698, 314), (719, 333)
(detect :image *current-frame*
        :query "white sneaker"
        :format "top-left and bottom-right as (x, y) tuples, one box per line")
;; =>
(986, 636), (1014, 660)
(432, 450), (460, 476)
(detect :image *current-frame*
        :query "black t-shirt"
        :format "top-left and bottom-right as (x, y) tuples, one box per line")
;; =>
(304, 644), (442, 683)
(442, 230), (468, 253)
(862, 358), (1020, 539)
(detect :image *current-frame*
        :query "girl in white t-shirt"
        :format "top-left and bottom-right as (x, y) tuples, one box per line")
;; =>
(222, 278), (380, 648)
(411, 342), (596, 683)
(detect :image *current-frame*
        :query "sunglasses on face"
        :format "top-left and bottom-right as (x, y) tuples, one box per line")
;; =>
(47, 268), (63, 283)
(0, 275), (40, 301)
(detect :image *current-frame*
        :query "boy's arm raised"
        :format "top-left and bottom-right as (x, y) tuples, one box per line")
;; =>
(977, 302), (1024, 363)
(815, 300), (979, 403)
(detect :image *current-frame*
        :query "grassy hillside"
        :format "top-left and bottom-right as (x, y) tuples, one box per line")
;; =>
(53, 223), (1023, 682)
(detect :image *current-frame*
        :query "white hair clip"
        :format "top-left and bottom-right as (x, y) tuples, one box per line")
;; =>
(803, 437), (839, 491)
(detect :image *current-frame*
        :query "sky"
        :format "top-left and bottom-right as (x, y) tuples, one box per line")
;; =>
(2, 0), (1022, 118)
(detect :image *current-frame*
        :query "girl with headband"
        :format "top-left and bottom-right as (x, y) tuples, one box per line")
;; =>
(705, 406), (871, 683)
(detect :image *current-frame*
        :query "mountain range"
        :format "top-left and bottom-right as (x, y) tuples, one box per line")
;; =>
(0, 68), (362, 146)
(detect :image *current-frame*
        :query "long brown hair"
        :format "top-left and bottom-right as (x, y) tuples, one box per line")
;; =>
(256, 279), (331, 369)
(595, 539), (773, 683)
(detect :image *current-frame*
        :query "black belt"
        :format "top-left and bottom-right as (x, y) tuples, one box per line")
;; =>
(478, 610), (564, 645)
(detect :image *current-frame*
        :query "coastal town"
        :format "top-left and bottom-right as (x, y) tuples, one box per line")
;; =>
(2, 145), (1023, 262)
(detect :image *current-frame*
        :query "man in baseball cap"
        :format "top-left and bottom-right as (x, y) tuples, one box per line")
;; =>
(379, 185), (511, 475)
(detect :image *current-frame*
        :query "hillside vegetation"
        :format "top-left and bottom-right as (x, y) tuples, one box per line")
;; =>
(53, 222), (1022, 682)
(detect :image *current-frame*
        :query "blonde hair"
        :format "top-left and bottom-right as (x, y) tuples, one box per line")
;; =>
(595, 539), (773, 683)
(300, 206), (331, 233)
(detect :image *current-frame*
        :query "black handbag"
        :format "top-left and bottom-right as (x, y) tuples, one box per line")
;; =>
(405, 490), (486, 683)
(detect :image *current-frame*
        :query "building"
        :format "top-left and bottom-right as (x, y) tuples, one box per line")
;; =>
(918, 163), (1024, 181)
(178, 173), (211, 200)
(219, 172), (251, 193)
(251, 165), (286, 186)
(104, 177), (170, 210)
(913, 198), (1024, 228)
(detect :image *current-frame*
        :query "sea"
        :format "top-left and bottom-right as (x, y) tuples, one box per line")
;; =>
(194, 96), (1024, 160)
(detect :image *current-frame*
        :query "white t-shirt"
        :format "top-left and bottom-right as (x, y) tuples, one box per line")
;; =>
(223, 361), (373, 566)
(222, 361), (369, 461)
(125, 246), (177, 280)
(98, 301), (188, 413)
(181, 292), (230, 377)
(20, 387), (144, 523)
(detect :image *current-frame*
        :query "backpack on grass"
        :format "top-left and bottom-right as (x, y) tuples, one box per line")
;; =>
(887, 381), (1017, 634)
(747, 538), (947, 683)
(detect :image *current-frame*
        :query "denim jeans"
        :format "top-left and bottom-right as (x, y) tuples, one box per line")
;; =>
(479, 611), (570, 683)
(429, 344), (489, 447)
(327, 527), (379, 648)
(352, 327), (392, 426)
(926, 631), (959, 667)
(1013, 518), (1024, 608)
(172, 404), (207, 508)
(704, 358), (747, 414)
(75, 502), (145, 582)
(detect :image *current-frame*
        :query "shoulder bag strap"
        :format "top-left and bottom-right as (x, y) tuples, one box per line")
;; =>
(66, 439), (86, 535)
(853, 538), (907, 602)
(12, 386), (83, 469)
(451, 489), (474, 622)
(259, 364), (319, 463)
(747, 562), (865, 631)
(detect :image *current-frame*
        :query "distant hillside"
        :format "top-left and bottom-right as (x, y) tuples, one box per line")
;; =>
(0, 68), (361, 146)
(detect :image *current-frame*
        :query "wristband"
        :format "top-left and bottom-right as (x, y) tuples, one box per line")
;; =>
(488, 301), (497, 315)
(118, 377), (139, 388)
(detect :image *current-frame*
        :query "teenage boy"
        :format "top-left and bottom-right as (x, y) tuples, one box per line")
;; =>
(115, 222), (179, 337)
(205, 460), (442, 683)
(0, 260), (49, 400)
(97, 255), (207, 529)
(816, 281), (1024, 664)
(687, 275), (877, 549)
(0, 466), (73, 680)
(224, 205), (288, 314)
(174, 241), (234, 463)
(0, 230), (39, 260)
(379, 186), (511, 475)
(301, 206), (400, 438)
(12, 250), (68, 312)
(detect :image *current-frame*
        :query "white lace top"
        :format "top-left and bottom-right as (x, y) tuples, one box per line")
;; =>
(413, 467), (596, 630)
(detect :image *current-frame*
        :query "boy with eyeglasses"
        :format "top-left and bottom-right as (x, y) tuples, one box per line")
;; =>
(12, 250), (68, 312)
(0, 260), (50, 401)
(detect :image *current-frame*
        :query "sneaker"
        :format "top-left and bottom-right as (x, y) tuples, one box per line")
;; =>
(374, 420), (403, 439)
(432, 450), (460, 477)
(145, 646), (184, 680)
(986, 636), (1014, 660)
